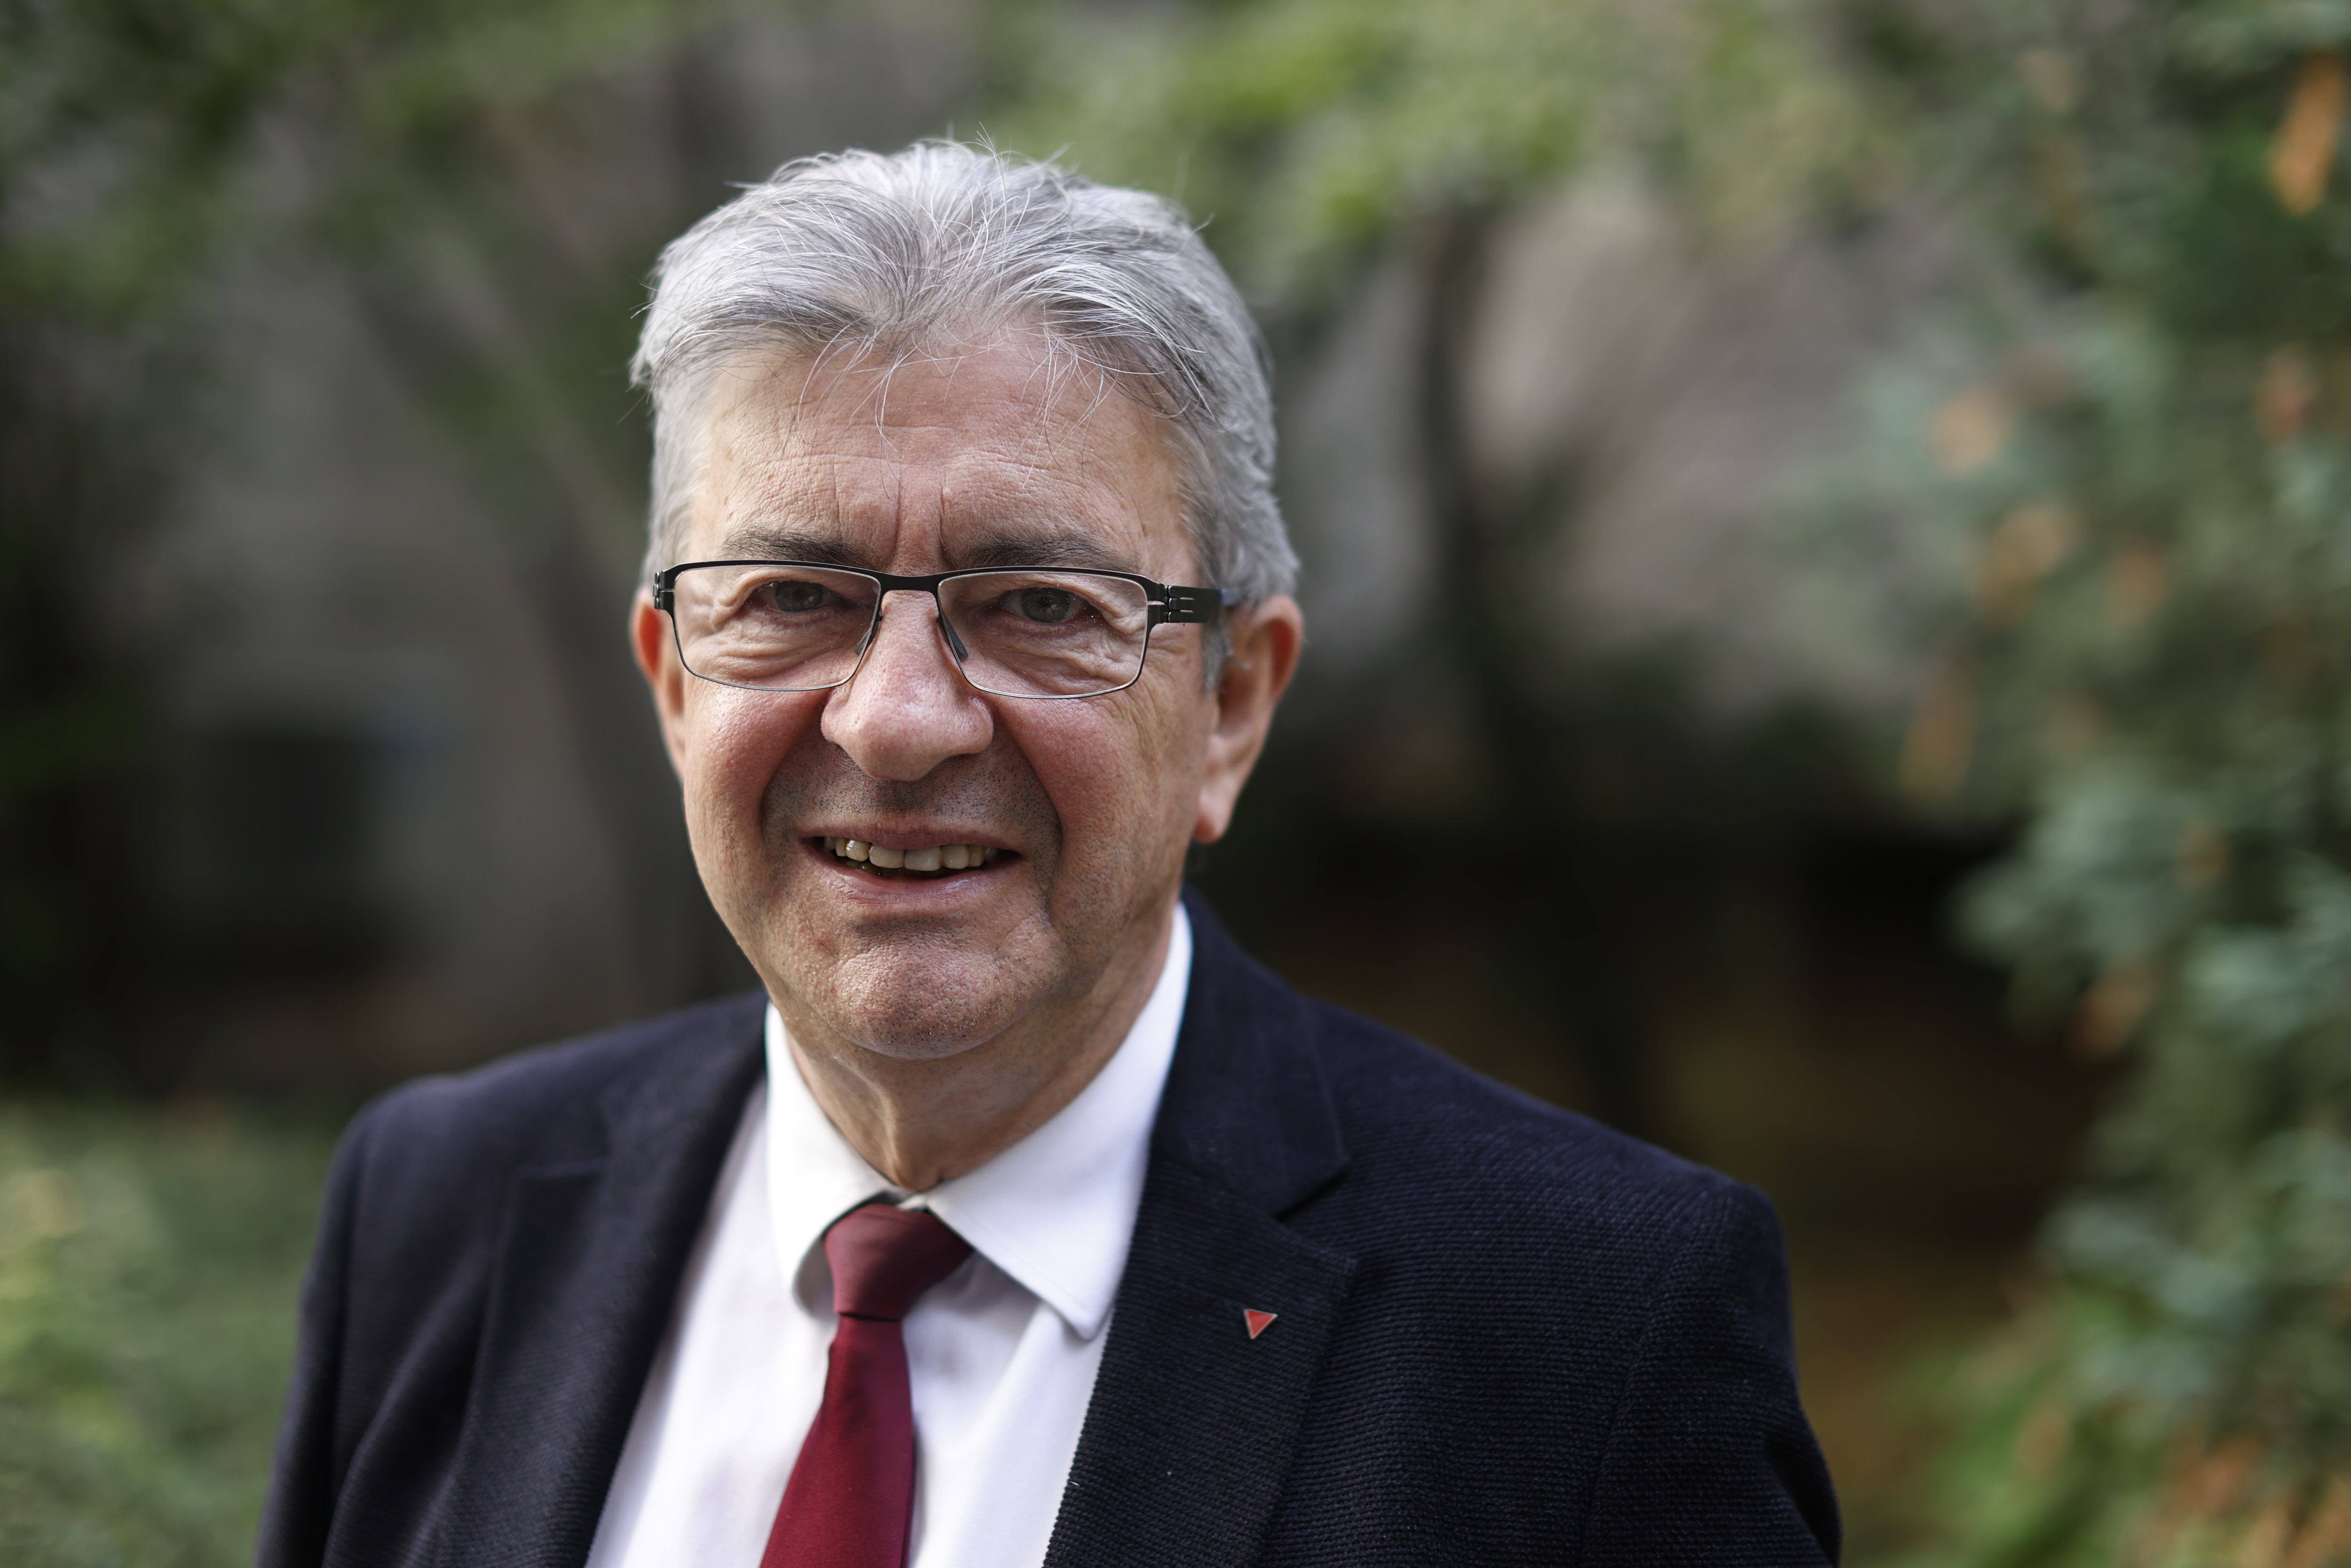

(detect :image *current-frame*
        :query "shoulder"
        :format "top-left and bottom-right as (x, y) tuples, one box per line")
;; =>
(1176, 892), (1763, 1270)
(1294, 1003), (1836, 1562)
(337, 989), (766, 1227)
(1160, 898), (1841, 1563)
(312, 988), (766, 1380)
(260, 991), (770, 1567)
(1315, 999), (1737, 1213)
(1295, 997), (1778, 1301)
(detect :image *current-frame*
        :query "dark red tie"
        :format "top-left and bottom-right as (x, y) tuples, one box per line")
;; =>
(760, 1203), (973, 1568)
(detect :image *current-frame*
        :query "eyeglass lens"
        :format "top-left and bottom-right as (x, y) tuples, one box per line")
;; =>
(667, 564), (1157, 698)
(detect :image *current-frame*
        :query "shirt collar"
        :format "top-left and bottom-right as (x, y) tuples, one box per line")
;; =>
(763, 903), (1191, 1341)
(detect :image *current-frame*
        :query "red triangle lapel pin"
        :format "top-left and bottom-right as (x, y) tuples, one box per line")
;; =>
(1242, 1308), (1278, 1340)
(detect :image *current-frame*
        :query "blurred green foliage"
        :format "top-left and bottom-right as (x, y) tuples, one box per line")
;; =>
(1822, 3), (2351, 1562)
(992, 0), (1891, 299)
(0, 1103), (333, 1567)
(0, 0), (711, 316)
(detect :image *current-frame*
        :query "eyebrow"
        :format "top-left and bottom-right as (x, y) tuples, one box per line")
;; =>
(714, 526), (863, 566)
(954, 532), (1132, 573)
(709, 525), (1139, 575)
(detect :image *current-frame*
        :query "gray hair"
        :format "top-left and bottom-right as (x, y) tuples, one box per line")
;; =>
(630, 142), (1295, 613)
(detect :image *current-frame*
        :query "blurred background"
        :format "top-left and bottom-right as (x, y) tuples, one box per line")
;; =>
(7, 0), (2351, 1562)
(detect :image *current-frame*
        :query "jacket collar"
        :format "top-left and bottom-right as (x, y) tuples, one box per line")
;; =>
(436, 996), (765, 1568)
(1043, 888), (1360, 1568)
(1152, 885), (1351, 1215)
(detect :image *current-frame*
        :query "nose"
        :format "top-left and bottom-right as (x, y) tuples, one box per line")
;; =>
(820, 591), (994, 780)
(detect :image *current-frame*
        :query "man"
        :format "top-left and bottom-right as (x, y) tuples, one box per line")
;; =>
(259, 143), (1839, 1568)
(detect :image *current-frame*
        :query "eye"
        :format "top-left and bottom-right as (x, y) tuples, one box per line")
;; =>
(1012, 586), (1081, 624)
(760, 578), (835, 613)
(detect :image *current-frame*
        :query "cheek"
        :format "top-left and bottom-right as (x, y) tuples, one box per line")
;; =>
(1026, 692), (1211, 873)
(678, 689), (822, 829)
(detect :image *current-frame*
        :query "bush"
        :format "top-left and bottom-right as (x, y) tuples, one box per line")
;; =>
(0, 1104), (333, 1568)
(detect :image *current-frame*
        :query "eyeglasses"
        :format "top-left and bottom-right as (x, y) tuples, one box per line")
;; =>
(652, 560), (1238, 700)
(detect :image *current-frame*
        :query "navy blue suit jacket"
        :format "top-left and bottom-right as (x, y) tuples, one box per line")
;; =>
(259, 893), (1839, 1566)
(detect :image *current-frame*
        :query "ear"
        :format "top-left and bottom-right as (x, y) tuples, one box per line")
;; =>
(1192, 594), (1303, 843)
(631, 588), (693, 777)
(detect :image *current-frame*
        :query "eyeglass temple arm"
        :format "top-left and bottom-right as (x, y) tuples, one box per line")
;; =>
(1156, 585), (1242, 625)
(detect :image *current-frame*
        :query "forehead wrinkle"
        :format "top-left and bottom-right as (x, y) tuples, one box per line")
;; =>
(852, 337), (1021, 449)
(757, 445), (945, 572)
(728, 452), (843, 526)
(781, 334), (1126, 464)
(710, 338), (1184, 578)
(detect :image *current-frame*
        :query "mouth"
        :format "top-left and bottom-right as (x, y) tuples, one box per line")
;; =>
(820, 836), (1005, 881)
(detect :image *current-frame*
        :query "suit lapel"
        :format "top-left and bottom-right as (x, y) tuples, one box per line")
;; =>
(1044, 893), (1358, 1568)
(435, 1000), (765, 1568)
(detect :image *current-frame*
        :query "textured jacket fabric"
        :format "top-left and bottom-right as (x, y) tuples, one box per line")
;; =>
(258, 891), (1840, 1568)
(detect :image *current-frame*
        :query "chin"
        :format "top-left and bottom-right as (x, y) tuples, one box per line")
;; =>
(793, 948), (1056, 1061)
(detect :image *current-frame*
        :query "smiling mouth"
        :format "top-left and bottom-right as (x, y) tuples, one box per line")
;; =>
(822, 837), (1003, 879)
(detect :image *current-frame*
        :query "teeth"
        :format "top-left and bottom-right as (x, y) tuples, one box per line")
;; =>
(827, 839), (997, 873)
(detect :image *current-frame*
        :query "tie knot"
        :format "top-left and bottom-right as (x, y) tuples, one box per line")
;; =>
(822, 1203), (972, 1321)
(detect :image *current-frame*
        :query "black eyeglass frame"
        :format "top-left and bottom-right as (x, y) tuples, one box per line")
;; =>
(650, 559), (1241, 700)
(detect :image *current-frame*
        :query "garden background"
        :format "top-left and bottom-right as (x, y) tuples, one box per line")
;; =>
(6, 0), (2348, 1562)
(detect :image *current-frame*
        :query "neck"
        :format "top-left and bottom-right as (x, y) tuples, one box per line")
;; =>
(780, 904), (1177, 1190)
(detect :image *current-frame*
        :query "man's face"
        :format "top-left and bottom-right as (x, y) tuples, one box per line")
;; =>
(632, 334), (1291, 1065)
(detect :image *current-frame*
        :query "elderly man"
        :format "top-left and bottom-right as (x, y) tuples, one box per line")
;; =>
(259, 144), (1838, 1568)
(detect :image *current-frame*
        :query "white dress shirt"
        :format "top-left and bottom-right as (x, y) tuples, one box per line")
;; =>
(585, 906), (1192, 1568)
